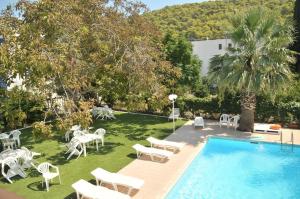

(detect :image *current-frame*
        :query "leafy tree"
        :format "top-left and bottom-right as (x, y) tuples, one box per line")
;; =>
(208, 8), (295, 132)
(163, 33), (201, 94)
(0, 0), (180, 131)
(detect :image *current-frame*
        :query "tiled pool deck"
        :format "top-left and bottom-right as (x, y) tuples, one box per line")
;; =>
(1, 120), (299, 199)
(118, 120), (300, 199)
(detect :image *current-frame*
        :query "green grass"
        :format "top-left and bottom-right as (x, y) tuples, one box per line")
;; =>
(0, 112), (186, 199)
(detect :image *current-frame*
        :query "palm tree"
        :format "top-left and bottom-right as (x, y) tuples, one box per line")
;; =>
(208, 8), (295, 132)
(293, 0), (300, 73)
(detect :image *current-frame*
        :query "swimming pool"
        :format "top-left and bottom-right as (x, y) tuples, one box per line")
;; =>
(166, 137), (300, 199)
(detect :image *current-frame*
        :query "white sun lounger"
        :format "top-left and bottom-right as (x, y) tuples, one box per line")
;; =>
(72, 179), (130, 199)
(91, 168), (144, 195)
(254, 123), (281, 134)
(132, 144), (173, 161)
(146, 137), (185, 151)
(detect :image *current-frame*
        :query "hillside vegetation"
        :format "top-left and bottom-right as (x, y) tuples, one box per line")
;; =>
(145, 0), (294, 39)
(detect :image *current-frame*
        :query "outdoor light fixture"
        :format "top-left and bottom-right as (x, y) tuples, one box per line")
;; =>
(168, 94), (178, 101)
(168, 94), (178, 133)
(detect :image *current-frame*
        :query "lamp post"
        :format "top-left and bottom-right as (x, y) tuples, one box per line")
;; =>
(168, 94), (178, 133)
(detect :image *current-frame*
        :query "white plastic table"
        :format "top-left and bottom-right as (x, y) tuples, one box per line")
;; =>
(71, 125), (81, 131)
(75, 134), (103, 156)
(0, 149), (26, 164)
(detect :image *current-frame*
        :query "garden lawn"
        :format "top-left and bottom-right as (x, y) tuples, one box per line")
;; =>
(0, 112), (186, 199)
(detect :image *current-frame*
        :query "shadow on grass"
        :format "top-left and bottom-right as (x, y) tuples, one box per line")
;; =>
(45, 142), (124, 165)
(92, 113), (177, 141)
(0, 177), (11, 183)
(27, 180), (60, 192)
(86, 142), (124, 155)
(126, 153), (169, 163)
(27, 181), (44, 192)
(64, 192), (77, 199)
(27, 168), (40, 178)
(127, 153), (137, 160)
(46, 151), (71, 166)
(20, 128), (64, 150)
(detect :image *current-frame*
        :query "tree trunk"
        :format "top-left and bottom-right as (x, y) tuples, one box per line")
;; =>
(294, 0), (300, 73)
(296, 55), (300, 73)
(237, 92), (256, 132)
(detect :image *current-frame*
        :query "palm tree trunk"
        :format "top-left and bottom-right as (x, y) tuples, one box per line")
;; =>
(238, 92), (256, 132)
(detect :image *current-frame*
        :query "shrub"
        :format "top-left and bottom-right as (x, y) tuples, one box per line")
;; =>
(56, 101), (93, 133)
(0, 88), (46, 129)
(177, 94), (300, 125)
(177, 96), (220, 115)
(279, 101), (300, 123)
(32, 122), (53, 140)
(183, 111), (194, 119)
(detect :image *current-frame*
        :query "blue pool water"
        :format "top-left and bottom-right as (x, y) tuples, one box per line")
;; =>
(166, 137), (300, 199)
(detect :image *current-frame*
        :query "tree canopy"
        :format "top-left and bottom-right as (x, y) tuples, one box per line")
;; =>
(145, 0), (294, 40)
(163, 33), (201, 94)
(0, 0), (180, 130)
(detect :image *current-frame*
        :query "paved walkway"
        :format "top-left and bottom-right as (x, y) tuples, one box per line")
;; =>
(0, 189), (24, 199)
(118, 120), (300, 199)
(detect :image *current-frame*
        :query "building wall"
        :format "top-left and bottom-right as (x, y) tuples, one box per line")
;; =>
(7, 74), (24, 91)
(191, 38), (232, 76)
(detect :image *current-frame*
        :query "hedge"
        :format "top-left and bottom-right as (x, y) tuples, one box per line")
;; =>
(176, 95), (300, 124)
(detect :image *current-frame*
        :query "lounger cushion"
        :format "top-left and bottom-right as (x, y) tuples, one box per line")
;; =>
(147, 137), (185, 150)
(91, 168), (144, 190)
(72, 179), (130, 199)
(270, 124), (281, 130)
(133, 144), (173, 158)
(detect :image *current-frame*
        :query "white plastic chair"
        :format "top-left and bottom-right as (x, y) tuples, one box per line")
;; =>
(194, 117), (205, 128)
(37, 162), (61, 191)
(1, 138), (16, 150)
(65, 130), (71, 142)
(65, 138), (84, 160)
(20, 147), (40, 169)
(105, 107), (116, 120)
(0, 148), (13, 155)
(9, 130), (22, 147)
(1, 157), (26, 183)
(168, 108), (180, 120)
(229, 115), (240, 130)
(219, 114), (231, 128)
(0, 133), (15, 150)
(94, 128), (106, 146)
(92, 107), (105, 119)
(71, 125), (81, 131)
(0, 133), (9, 139)
(73, 130), (85, 137)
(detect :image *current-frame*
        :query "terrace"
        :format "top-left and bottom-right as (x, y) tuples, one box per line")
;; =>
(0, 112), (186, 198)
(0, 0), (299, 199)
(120, 120), (300, 198)
(1, 112), (299, 199)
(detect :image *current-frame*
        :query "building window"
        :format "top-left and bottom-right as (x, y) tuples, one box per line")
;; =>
(218, 44), (222, 50)
(228, 43), (232, 48)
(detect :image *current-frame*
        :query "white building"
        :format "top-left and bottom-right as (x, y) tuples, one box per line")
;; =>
(191, 38), (232, 76)
(7, 74), (24, 91)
